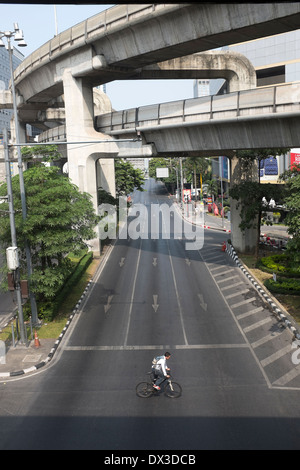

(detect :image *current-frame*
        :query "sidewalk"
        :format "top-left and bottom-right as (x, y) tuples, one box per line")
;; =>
(0, 338), (57, 379)
(175, 200), (290, 242)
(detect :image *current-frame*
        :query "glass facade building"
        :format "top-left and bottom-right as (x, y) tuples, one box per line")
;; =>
(193, 30), (300, 190)
(0, 45), (24, 133)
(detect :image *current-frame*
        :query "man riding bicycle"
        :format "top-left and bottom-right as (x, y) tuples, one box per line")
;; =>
(152, 352), (171, 390)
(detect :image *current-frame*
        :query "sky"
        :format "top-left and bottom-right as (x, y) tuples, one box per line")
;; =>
(1, 3), (195, 111)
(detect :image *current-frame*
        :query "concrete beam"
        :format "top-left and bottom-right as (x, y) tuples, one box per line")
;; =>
(13, 3), (300, 107)
(138, 113), (300, 156)
(133, 51), (257, 92)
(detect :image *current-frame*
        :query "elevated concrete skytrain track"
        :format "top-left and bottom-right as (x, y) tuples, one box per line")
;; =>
(1, 3), (300, 252)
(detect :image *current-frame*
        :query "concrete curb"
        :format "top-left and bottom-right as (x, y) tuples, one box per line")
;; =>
(226, 242), (300, 342)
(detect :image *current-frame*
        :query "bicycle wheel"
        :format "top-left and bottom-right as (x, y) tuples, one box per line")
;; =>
(164, 381), (182, 398)
(136, 382), (153, 398)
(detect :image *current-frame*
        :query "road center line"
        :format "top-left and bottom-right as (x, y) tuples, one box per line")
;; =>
(164, 233), (189, 346)
(64, 344), (249, 351)
(123, 238), (142, 346)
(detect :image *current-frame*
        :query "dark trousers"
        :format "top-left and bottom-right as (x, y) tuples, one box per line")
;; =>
(154, 369), (165, 387)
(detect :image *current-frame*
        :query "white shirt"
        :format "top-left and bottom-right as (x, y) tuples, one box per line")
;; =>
(155, 357), (168, 376)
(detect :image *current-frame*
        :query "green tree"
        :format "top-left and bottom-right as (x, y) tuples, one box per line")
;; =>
(206, 179), (218, 201)
(149, 157), (179, 194)
(21, 144), (62, 163)
(149, 157), (170, 179)
(115, 159), (145, 197)
(230, 148), (288, 257)
(0, 165), (99, 300)
(184, 157), (209, 201)
(279, 163), (300, 264)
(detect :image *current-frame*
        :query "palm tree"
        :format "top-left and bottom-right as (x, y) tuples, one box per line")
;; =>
(185, 157), (209, 201)
(206, 179), (218, 202)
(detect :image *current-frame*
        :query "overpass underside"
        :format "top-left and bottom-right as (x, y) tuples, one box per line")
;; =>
(95, 113), (300, 158)
(4, 3), (300, 255)
(141, 114), (300, 157)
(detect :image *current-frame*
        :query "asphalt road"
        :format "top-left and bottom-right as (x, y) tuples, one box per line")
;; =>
(0, 178), (299, 451)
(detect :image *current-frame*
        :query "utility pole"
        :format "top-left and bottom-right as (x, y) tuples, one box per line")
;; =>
(3, 128), (26, 344)
(54, 5), (58, 36)
(1, 25), (39, 324)
(180, 156), (184, 210)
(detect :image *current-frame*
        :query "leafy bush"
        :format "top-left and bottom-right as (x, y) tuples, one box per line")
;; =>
(257, 254), (300, 278)
(264, 277), (300, 295)
(35, 252), (93, 322)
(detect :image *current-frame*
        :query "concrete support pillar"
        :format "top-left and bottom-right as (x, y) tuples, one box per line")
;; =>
(97, 158), (116, 198)
(62, 69), (119, 254)
(230, 155), (258, 254)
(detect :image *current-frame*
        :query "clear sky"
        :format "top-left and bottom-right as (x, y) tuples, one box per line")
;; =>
(1, 3), (194, 111)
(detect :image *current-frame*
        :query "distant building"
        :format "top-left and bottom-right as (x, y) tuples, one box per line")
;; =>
(126, 157), (146, 174)
(0, 46), (25, 182)
(0, 45), (42, 183)
(193, 30), (300, 189)
(0, 45), (23, 134)
(193, 79), (210, 98)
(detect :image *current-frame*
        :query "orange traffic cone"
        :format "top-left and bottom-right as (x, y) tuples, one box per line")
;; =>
(34, 329), (41, 348)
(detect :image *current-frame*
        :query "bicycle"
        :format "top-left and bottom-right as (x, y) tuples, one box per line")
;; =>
(136, 371), (182, 398)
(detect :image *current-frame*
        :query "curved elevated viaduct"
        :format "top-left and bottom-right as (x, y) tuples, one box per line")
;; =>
(2, 3), (300, 253)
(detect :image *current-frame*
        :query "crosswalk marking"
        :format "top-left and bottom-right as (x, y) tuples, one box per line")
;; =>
(213, 269), (233, 277)
(272, 365), (300, 387)
(204, 254), (225, 262)
(216, 275), (239, 284)
(202, 256), (300, 389)
(221, 281), (243, 291)
(225, 289), (249, 299)
(251, 331), (283, 349)
(236, 306), (264, 320)
(210, 265), (229, 272)
(231, 297), (256, 309)
(243, 317), (272, 333)
(260, 345), (292, 367)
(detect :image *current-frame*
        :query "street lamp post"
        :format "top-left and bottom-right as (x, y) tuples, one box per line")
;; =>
(3, 128), (26, 344)
(0, 24), (39, 325)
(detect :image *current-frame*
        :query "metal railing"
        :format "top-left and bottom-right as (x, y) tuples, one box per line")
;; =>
(95, 82), (300, 134)
(33, 82), (300, 144)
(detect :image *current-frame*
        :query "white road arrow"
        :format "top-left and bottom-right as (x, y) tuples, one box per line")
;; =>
(198, 294), (207, 311)
(152, 295), (159, 312)
(119, 257), (125, 267)
(153, 258), (157, 267)
(104, 295), (114, 314)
